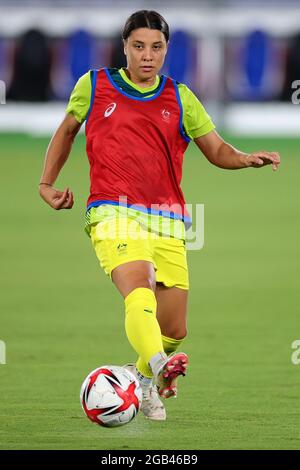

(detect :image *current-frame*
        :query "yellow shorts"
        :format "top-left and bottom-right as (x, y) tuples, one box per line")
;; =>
(90, 217), (189, 290)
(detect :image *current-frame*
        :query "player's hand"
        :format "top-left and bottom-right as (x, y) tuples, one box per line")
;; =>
(245, 151), (281, 171)
(39, 185), (74, 210)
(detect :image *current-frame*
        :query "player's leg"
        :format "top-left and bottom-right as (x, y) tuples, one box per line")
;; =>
(154, 284), (189, 398)
(156, 283), (188, 342)
(90, 219), (183, 410)
(134, 237), (190, 398)
(112, 261), (167, 420)
(91, 217), (167, 371)
(124, 284), (189, 417)
(112, 260), (167, 374)
(151, 236), (190, 398)
(91, 220), (167, 419)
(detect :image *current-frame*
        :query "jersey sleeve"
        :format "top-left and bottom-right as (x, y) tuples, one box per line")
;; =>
(178, 83), (215, 140)
(66, 71), (92, 124)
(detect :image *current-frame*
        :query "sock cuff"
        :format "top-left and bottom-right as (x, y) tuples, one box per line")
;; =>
(161, 334), (185, 345)
(136, 357), (153, 379)
(136, 369), (153, 385)
(125, 287), (156, 306)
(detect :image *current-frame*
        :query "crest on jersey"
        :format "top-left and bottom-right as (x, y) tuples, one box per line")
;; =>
(161, 108), (171, 122)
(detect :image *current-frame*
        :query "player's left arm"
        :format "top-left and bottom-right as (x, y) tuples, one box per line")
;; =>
(194, 130), (281, 171)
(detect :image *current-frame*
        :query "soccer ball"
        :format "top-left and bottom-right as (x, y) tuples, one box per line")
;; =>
(80, 365), (142, 428)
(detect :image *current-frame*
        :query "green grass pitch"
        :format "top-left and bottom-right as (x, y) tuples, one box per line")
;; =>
(0, 132), (299, 449)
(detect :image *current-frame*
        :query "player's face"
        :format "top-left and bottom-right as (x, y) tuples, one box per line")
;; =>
(124, 28), (168, 84)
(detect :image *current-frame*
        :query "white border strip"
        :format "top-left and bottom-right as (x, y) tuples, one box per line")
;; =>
(224, 103), (300, 136)
(0, 102), (299, 136)
(0, 7), (300, 37)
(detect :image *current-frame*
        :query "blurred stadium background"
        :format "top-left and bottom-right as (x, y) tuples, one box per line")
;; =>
(0, 0), (300, 450)
(0, 0), (300, 134)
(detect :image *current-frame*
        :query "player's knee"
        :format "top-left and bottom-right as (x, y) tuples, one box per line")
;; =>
(112, 262), (156, 297)
(128, 272), (156, 292)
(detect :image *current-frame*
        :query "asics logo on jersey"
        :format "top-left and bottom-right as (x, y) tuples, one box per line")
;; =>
(104, 102), (117, 117)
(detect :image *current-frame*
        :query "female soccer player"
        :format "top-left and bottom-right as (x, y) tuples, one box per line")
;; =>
(39, 10), (280, 421)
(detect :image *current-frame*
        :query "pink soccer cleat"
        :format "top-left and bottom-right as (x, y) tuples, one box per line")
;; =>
(155, 352), (189, 399)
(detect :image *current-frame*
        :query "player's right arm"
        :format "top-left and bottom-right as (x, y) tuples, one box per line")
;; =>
(39, 113), (81, 210)
(39, 72), (91, 210)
